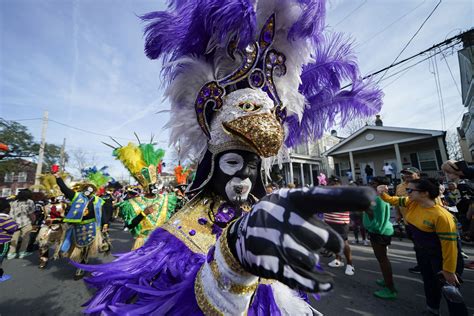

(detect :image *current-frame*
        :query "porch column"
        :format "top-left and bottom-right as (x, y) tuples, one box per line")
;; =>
(349, 151), (355, 181)
(437, 136), (448, 162)
(394, 143), (403, 173)
(289, 161), (294, 185)
(310, 164), (314, 186)
(300, 163), (305, 187)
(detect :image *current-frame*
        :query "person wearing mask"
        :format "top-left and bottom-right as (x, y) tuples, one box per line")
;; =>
(0, 198), (18, 282)
(364, 177), (396, 299)
(7, 189), (35, 259)
(53, 170), (108, 280)
(378, 178), (467, 316)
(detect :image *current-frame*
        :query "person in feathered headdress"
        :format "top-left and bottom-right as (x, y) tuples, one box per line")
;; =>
(34, 173), (68, 269)
(112, 141), (177, 250)
(80, 1), (382, 313)
(53, 166), (111, 280)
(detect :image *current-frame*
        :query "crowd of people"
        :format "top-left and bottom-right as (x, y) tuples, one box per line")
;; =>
(1, 1), (473, 315)
(0, 178), (186, 280)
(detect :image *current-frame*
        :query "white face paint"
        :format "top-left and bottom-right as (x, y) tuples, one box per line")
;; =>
(225, 177), (252, 202)
(219, 153), (244, 175)
(84, 187), (94, 196)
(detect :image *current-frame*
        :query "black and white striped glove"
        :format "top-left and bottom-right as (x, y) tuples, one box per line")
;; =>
(226, 186), (375, 293)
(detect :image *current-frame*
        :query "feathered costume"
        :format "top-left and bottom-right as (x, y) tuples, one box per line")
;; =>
(35, 174), (68, 267)
(58, 167), (111, 265)
(79, 0), (383, 314)
(113, 142), (177, 250)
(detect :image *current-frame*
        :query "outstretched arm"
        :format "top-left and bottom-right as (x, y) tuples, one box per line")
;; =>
(55, 176), (75, 200)
(195, 186), (375, 314)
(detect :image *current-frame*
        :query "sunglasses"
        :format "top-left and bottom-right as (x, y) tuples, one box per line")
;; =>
(406, 188), (422, 193)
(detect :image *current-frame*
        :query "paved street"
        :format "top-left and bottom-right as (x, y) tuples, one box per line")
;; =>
(0, 222), (473, 315)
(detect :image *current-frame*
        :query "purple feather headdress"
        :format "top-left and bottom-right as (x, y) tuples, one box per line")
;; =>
(141, 0), (383, 165)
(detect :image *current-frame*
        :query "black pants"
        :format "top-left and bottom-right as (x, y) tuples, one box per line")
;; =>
(415, 246), (468, 316)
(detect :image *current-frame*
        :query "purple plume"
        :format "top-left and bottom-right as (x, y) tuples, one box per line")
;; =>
(289, 0), (326, 42)
(141, 0), (256, 62)
(285, 32), (383, 147)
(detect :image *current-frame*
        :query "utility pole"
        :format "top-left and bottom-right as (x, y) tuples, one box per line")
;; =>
(33, 111), (48, 191)
(60, 138), (66, 170)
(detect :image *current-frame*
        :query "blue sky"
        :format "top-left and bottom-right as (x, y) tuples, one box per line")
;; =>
(1, 0), (473, 179)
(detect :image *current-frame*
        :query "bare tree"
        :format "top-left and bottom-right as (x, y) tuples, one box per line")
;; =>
(445, 130), (463, 160)
(67, 148), (98, 179)
(338, 117), (372, 137)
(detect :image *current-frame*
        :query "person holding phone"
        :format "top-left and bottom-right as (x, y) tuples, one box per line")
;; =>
(377, 178), (467, 315)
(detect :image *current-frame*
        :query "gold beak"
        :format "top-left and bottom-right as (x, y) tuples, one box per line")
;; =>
(222, 113), (284, 158)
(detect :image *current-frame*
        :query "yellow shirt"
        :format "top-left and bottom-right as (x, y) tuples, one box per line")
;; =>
(380, 192), (458, 273)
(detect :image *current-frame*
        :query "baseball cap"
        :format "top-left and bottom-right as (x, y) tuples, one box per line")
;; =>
(401, 167), (420, 175)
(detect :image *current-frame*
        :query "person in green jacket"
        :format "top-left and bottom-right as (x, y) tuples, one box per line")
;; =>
(364, 176), (396, 299)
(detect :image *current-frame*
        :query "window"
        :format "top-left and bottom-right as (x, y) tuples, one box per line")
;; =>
(17, 172), (27, 183)
(336, 161), (350, 177)
(4, 172), (14, 183)
(15, 188), (26, 194)
(294, 142), (309, 155)
(418, 151), (438, 171)
(1, 188), (11, 197)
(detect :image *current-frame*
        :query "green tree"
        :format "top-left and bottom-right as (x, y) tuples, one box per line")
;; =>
(0, 118), (67, 173)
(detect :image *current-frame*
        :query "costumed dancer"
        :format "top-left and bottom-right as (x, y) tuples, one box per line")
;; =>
(111, 142), (177, 250)
(36, 173), (68, 269)
(174, 164), (192, 211)
(54, 166), (111, 280)
(80, 0), (383, 314)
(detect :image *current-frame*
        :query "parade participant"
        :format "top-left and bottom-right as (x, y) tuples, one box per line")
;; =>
(0, 198), (18, 282)
(324, 177), (355, 276)
(54, 167), (110, 280)
(79, 0), (382, 313)
(364, 177), (396, 299)
(111, 142), (177, 250)
(36, 174), (68, 269)
(7, 189), (35, 259)
(378, 179), (468, 315)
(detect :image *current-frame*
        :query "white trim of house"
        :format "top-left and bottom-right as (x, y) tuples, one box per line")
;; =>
(324, 125), (445, 156)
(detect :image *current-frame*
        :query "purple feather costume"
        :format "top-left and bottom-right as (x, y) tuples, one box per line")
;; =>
(79, 0), (383, 314)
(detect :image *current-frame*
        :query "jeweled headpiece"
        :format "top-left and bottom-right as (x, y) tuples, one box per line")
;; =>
(141, 0), (383, 194)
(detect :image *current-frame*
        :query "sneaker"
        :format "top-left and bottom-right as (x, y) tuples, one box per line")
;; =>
(345, 264), (355, 276)
(408, 265), (421, 274)
(7, 253), (16, 260)
(374, 287), (397, 300)
(461, 251), (469, 260)
(38, 257), (48, 269)
(350, 240), (360, 245)
(0, 274), (12, 282)
(376, 279), (385, 287)
(363, 240), (370, 246)
(328, 259), (343, 268)
(18, 251), (33, 259)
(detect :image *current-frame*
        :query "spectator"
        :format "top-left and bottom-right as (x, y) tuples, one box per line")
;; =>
(395, 167), (422, 274)
(364, 176), (396, 299)
(378, 179), (468, 315)
(0, 198), (18, 282)
(365, 164), (374, 184)
(7, 189), (35, 259)
(382, 163), (394, 182)
(325, 176), (355, 276)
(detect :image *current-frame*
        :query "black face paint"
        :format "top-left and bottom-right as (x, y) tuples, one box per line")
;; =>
(210, 150), (260, 203)
(148, 183), (159, 195)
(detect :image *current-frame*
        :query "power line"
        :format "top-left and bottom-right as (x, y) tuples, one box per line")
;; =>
(380, 42), (459, 89)
(341, 28), (471, 89)
(333, 0), (367, 27)
(354, 0), (427, 50)
(376, 0), (442, 84)
(440, 51), (462, 97)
